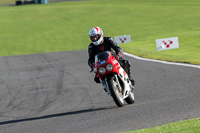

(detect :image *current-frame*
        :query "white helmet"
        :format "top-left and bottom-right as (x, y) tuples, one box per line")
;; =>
(89, 26), (104, 46)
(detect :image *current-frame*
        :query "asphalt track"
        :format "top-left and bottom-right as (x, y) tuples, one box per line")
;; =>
(0, 50), (200, 133)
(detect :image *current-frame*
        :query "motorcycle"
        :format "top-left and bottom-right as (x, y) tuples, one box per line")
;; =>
(92, 51), (135, 107)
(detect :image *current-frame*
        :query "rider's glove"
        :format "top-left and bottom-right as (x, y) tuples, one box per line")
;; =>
(116, 52), (123, 60)
(116, 55), (120, 60)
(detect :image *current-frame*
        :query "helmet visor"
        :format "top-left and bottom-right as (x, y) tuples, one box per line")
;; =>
(90, 35), (100, 42)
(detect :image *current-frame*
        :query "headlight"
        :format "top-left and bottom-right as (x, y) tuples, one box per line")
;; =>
(93, 68), (97, 72)
(99, 67), (106, 74)
(106, 64), (113, 71)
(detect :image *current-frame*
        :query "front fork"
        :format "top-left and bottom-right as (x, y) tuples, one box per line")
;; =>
(99, 78), (111, 95)
(99, 74), (122, 96)
(113, 74), (123, 93)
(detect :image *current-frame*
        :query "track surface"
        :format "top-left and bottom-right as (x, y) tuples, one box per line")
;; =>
(0, 50), (200, 133)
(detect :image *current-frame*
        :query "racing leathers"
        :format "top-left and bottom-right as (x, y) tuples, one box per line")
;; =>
(88, 37), (135, 85)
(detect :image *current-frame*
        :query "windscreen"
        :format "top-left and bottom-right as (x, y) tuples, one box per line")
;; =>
(95, 51), (110, 62)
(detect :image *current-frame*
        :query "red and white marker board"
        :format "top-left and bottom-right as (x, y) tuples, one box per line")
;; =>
(114, 35), (131, 44)
(156, 37), (179, 51)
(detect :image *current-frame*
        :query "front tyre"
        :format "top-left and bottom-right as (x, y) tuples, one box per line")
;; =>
(107, 78), (124, 107)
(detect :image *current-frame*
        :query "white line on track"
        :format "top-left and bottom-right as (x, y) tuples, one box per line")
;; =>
(124, 52), (200, 70)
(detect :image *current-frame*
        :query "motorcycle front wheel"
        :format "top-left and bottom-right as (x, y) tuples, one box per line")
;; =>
(107, 77), (124, 107)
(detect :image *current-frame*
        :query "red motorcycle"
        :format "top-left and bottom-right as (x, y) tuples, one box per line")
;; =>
(92, 51), (135, 107)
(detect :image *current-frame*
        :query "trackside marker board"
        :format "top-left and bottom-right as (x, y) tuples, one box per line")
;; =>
(114, 35), (131, 44)
(156, 37), (179, 51)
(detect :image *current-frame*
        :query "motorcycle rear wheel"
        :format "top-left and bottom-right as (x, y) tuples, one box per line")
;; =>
(107, 78), (124, 107)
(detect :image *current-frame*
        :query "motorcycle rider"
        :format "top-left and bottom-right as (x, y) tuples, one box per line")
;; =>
(88, 26), (135, 86)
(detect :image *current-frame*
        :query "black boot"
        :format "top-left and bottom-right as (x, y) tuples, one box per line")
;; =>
(127, 67), (135, 86)
(119, 59), (135, 86)
(129, 75), (135, 86)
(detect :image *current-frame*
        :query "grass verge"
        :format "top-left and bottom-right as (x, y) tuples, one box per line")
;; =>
(0, 0), (200, 65)
(125, 117), (200, 133)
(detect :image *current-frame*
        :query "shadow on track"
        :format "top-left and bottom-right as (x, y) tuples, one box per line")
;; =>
(0, 106), (116, 125)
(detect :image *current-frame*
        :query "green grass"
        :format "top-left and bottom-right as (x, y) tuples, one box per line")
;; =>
(125, 117), (200, 133)
(0, 0), (200, 65)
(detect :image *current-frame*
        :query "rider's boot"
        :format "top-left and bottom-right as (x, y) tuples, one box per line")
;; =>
(127, 69), (135, 86)
(129, 75), (135, 86)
